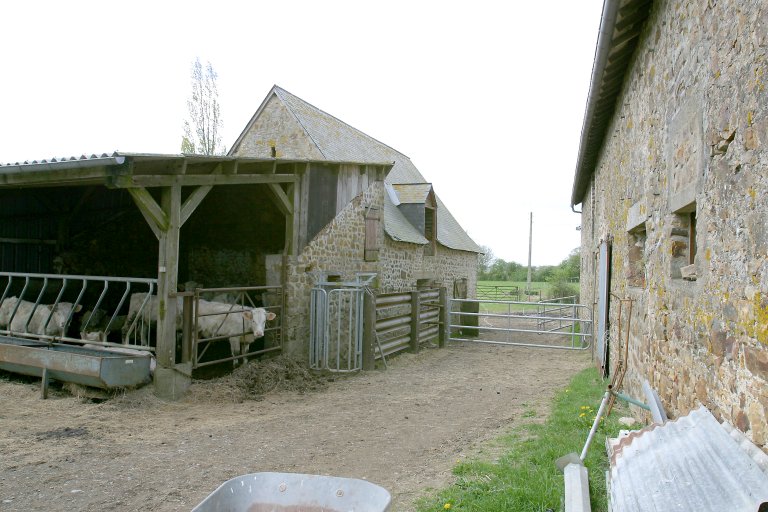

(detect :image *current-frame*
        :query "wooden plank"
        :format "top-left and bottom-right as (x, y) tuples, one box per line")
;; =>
(156, 185), (181, 371)
(0, 167), (110, 187)
(267, 183), (293, 216)
(127, 187), (166, 239)
(116, 174), (297, 187)
(362, 291), (375, 370)
(180, 186), (212, 227)
(298, 164), (311, 252)
(410, 291), (420, 353)
(290, 174), (300, 257)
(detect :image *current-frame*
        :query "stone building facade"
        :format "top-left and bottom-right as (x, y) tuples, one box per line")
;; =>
(572, 0), (768, 448)
(234, 86), (479, 357)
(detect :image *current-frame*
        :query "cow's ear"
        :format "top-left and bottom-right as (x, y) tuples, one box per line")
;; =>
(267, 312), (276, 321)
(243, 310), (253, 320)
(74, 305), (83, 313)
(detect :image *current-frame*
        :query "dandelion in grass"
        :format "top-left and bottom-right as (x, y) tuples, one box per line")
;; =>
(444, 502), (452, 510)
(579, 412), (586, 418)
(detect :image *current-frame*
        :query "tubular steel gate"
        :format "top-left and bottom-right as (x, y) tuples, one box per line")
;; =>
(449, 297), (592, 350)
(309, 274), (376, 373)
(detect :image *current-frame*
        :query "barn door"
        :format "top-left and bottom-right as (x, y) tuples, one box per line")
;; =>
(596, 239), (612, 377)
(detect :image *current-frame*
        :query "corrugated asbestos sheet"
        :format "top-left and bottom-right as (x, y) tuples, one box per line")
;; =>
(273, 86), (480, 253)
(608, 406), (768, 512)
(1, 152), (123, 168)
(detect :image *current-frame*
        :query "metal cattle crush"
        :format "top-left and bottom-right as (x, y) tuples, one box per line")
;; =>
(449, 296), (592, 350)
(309, 273), (376, 373)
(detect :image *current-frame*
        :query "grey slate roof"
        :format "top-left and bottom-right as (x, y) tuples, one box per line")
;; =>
(271, 86), (480, 253)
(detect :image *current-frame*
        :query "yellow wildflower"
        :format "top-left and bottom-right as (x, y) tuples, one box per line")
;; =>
(444, 503), (452, 510)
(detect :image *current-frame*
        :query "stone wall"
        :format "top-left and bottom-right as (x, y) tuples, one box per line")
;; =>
(232, 95), (324, 159)
(580, 0), (768, 448)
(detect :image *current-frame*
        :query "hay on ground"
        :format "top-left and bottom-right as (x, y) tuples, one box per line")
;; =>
(185, 355), (329, 403)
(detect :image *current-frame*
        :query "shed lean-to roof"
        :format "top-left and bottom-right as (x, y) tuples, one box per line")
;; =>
(233, 86), (479, 253)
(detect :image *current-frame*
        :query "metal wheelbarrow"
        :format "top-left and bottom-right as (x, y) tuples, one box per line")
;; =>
(192, 472), (391, 512)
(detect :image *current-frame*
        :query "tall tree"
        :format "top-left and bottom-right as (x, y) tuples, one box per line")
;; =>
(477, 245), (495, 276)
(181, 58), (225, 155)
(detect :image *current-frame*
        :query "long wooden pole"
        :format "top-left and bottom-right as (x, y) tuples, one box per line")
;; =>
(526, 212), (533, 294)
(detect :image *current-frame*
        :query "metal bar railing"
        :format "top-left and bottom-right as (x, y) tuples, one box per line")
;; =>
(0, 271), (157, 351)
(448, 297), (592, 350)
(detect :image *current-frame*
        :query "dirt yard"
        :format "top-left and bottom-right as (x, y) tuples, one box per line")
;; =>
(0, 341), (590, 511)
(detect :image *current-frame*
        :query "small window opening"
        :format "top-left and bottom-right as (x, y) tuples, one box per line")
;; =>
(627, 226), (646, 288)
(670, 204), (697, 281)
(270, 146), (277, 158)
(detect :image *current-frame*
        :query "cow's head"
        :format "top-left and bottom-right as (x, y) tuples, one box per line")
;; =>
(243, 308), (277, 338)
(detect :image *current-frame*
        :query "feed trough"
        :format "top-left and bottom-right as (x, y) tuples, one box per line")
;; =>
(0, 336), (152, 390)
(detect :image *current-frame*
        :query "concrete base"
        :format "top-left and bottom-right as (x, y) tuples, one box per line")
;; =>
(154, 366), (191, 400)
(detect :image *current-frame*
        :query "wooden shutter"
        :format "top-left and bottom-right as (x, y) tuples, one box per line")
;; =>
(364, 207), (380, 262)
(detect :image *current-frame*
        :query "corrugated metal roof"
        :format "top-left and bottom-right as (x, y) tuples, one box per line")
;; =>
(391, 183), (433, 204)
(271, 86), (480, 253)
(608, 406), (768, 512)
(1, 152), (125, 171)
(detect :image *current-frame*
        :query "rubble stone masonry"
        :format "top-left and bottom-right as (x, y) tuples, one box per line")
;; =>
(580, 0), (768, 448)
(279, 182), (477, 358)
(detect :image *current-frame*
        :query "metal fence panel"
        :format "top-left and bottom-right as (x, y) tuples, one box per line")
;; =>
(449, 298), (592, 350)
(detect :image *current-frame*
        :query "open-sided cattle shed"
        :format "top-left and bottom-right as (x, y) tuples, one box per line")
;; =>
(0, 152), (392, 397)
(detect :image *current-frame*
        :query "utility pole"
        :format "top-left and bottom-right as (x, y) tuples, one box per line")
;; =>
(526, 212), (533, 296)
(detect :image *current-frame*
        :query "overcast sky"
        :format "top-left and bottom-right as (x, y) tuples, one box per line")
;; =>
(0, 0), (603, 266)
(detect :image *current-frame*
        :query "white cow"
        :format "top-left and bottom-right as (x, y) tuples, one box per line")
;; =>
(124, 293), (183, 344)
(196, 299), (276, 366)
(0, 297), (81, 336)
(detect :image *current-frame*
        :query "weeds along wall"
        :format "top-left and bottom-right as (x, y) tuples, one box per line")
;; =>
(580, 0), (768, 448)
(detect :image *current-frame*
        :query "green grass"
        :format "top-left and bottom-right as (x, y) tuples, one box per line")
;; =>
(476, 281), (581, 314)
(416, 367), (626, 512)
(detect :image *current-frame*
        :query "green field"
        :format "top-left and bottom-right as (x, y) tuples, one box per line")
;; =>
(477, 280), (580, 301)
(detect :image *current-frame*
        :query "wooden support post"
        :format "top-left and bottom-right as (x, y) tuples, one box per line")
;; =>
(438, 287), (448, 348)
(362, 291), (376, 370)
(410, 290), (421, 353)
(40, 367), (49, 399)
(181, 294), (194, 364)
(153, 185), (190, 399)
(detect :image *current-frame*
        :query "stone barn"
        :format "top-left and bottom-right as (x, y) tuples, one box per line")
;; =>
(230, 85), (481, 359)
(0, 88), (479, 397)
(571, 0), (768, 448)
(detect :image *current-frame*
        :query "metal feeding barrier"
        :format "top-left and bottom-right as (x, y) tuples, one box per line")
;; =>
(449, 297), (592, 350)
(0, 271), (158, 393)
(0, 271), (157, 350)
(310, 273), (376, 372)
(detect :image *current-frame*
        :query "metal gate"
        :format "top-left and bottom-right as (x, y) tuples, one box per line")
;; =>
(449, 297), (592, 350)
(188, 285), (283, 369)
(309, 273), (376, 372)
